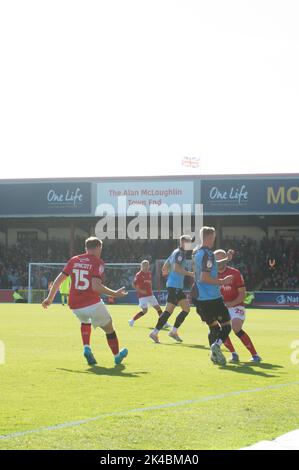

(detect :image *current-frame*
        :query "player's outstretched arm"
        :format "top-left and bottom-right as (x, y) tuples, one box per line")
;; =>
(42, 272), (67, 308)
(92, 278), (128, 298)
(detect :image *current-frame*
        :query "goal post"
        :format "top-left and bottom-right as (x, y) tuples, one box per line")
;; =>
(28, 263), (65, 304)
(27, 262), (141, 304)
(101, 263), (141, 293)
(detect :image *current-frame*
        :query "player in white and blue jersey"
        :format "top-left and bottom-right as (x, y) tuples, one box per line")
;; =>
(149, 235), (194, 343)
(193, 227), (233, 366)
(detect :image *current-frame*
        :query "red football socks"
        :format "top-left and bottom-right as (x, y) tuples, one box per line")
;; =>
(81, 323), (91, 346)
(224, 335), (236, 353)
(237, 330), (257, 356)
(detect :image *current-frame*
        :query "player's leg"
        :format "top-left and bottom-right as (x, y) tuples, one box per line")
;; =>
(224, 335), (239, 362)
(193, 298), (203, 321)
(101, 319), (128, 365)
(93, 302), (128, 365)
(224, 307), (239, 362)
(169, 295), (190, 343)
(196, 300), (221, 363)
(232, 314), (261, 362)
(207, 299), (231, 366)
(72, 308), (97, 365)
(207, 320), (221, 364)
(81, 321), (97, 365)
(129, 297), (148, 327)
(151, 296), (172, 329)
(81, 322), (91, 347)
(210, 319), (231, 366)
(149, 291), (176, 343)
(207, 321), (221, 346)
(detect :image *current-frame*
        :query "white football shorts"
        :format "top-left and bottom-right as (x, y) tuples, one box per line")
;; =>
(72, 301), (111, 328)
(139, 295), (159, 310)
(228, 305), (246, 321)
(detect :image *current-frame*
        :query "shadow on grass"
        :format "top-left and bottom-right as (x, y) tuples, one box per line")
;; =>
(159, 342), (210, 351)
(218, 361), (283, 378)
(57, 364), (148, 378)
(245, 362), (283, 370)
(145, 327), (172, 331)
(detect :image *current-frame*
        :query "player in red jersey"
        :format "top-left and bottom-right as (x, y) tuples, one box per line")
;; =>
(215, 249), (262, 363)
(128, 260), (171, 328)
(42, 237), (128, 366)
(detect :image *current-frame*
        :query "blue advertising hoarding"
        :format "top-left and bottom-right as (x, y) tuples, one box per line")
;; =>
(254, 291), (299, 309)
(109, 290), (299, 308)
(201, 178), (299, 214)
(1, 175), (299, 217)
(0, 182), (91, 216)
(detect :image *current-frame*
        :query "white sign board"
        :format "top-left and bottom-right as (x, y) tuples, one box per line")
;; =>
(96, 180), (194, 215)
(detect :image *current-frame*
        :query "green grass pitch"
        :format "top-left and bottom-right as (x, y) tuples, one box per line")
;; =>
(0, 303), (299, 450)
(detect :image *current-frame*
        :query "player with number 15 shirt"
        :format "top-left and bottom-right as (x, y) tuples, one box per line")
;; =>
(42, 237), (128, 367)
(63, 253), (105, 309)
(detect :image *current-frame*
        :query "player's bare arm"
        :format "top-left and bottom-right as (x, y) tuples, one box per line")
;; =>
(225, 286), (246, 308)
(42, 272), (67, 308)
(201, 272), (233, 285)
(92, 277), (128, 297)
(174, 263), (194, 278)
(162, 261), (170, 276)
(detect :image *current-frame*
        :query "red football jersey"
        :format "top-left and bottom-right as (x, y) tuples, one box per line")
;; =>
(134, 271), (153, 298)
(63, 253), (105, 309)
(218, 266), (245, 305)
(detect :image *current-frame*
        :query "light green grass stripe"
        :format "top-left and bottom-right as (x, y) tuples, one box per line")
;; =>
(1, 380), (299, 441)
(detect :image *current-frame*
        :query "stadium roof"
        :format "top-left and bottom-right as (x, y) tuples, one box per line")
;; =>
(1, 173), (299, 183)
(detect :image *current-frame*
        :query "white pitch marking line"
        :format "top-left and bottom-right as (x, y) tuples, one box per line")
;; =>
(1, 381), (299, 441)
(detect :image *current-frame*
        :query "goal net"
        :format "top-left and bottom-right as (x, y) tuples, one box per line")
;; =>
(27, 262), (141, 304)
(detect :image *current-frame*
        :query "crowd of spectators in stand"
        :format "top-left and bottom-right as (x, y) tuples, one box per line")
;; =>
(0, 236), (298, 291)
(222, 236), (299, 291)
(0, 239), (71, 289)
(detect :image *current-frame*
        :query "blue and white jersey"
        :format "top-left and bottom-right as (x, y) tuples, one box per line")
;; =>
(166, 248), (187, 290)
(194, 246), (221, 301)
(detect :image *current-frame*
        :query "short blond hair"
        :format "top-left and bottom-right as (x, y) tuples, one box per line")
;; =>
(85, 237), (103, 250)
(180, 234), (192, 244)
(214, 249), (227, 261)
(141, 259), (150, 267)
(200, 226), (216, 242)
